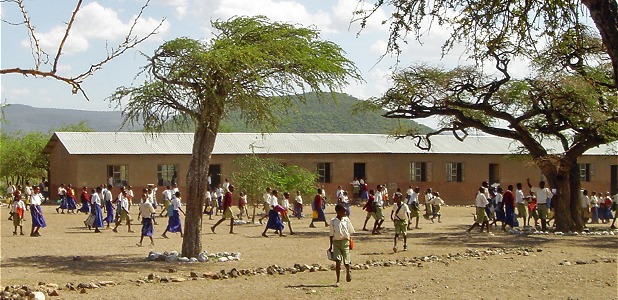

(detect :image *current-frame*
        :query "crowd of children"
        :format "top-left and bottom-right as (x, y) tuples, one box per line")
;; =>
(5, 177), (618, 287)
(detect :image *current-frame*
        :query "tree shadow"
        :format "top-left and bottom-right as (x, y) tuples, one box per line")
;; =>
(0, 254), (162, 277)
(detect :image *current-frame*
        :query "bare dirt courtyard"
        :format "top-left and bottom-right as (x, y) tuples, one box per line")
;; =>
(1, 204), (617, 299)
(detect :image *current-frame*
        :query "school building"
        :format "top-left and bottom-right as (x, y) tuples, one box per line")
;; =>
(43, 132), (618, 205)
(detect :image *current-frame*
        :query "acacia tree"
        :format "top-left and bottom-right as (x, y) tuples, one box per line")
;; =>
(110, 16), (361, 257)
(355, 0), (618, 232)
(362, 37), (617, 231)
(355, 0), (618, 87)
(0, 0), (164, 99)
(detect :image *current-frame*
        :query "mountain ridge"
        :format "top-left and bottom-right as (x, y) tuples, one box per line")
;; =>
(1, 93), (430, 135)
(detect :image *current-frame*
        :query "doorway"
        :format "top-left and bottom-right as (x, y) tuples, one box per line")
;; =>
(489, 164), (500, 184)
(209, 164), (221, 189)
(353, 163), (366, 181)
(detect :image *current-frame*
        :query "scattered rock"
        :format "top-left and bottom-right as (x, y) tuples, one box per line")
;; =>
(48, 289), (60, 296)
(228, 269), (240, 278)
(168, 268), (177, 273)
(170, 277), (186, 283)
(80, 288), (87, 294)
(29, 291), (46, 299)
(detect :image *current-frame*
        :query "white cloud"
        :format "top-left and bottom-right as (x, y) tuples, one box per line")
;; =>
(31, 2), (169, 55)
(331, 0), (389, 34)
(342, 66), (391, 100)
(370, 39), (387, 55)
(8, 88), (31, 98)
(154, 0), (188, 19)
(193, 0), (335, 34)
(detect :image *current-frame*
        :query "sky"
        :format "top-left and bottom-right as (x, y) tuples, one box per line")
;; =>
(0, 0), (522, 115)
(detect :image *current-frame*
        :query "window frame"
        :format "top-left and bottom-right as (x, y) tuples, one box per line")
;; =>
(107, 165), (129, 187)
(157, 164), (178, 187)
(316, 162), (332, 183)
(410, 161), (427, 182)
(446, 162), (464, 182)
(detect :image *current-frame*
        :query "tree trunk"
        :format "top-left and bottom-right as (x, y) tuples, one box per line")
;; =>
(537, 156), (584, 232)
(582, 0), (618, 88)
(181, 124), (217, 258)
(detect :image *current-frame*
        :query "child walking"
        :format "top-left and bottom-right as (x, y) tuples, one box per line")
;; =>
(262, 190), (285, 237)
(466, 187), (490, 236)
(371, 186), (385, 235)
(390, 194), (410, 252)
(12, 196), (25, 235)
(211, 185), (236, 234)
(361, 190), (374, 231)
(112, 190), (134, 233)
(89, 187), (104, 233)
(137, 196), (156, 247)
(237, 192), (249, 220)
(310, 188), (328, 228)
(328, 203), (355, 286)
(162, 191), (185, 238)
(293, 190), (304, 219)
(29, 186), (47, 237)
(406, 186), (421, 230)
(281, 192), (295, 235)
(429, 191), (445, 223)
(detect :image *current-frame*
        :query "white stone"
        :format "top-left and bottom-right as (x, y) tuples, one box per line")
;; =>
(178, 257), (190, 263)
(30, 291), (46, 300)
(219, 257), (229, 262)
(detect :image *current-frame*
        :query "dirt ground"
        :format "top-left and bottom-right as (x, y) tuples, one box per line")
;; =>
(1, 204), (616, 299)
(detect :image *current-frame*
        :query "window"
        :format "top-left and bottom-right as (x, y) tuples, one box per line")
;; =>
(158, 164), (178, 186)
(579, 163), (593, 182)
(107, 165), (128, 187)
(410, 162), (427, 182)
(317, 162), (332, 183)
(446, 162), (464, 182)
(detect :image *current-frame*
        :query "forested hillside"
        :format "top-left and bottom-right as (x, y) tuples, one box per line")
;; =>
(2, 93), (430, 134)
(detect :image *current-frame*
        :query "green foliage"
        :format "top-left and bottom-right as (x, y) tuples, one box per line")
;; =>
(52, 121), (95, 133)
(222, 92), (431, 134)
(0, 131), (48, 186)
(272, 165), (318, 198)
(230, 155), (317, 206)
(109, 16), (362, 134)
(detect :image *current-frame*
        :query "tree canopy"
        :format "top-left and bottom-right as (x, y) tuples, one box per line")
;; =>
(356, 0), (618, 87)
(110, 16), (361, 257)
(230, 155), (317, 222)
(355, 1), (617, 231)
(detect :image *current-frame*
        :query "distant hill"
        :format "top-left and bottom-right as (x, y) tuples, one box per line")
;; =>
(220, 92), (431, 134)
(1, 93), (430, 135)
(1, 104), (141, 134)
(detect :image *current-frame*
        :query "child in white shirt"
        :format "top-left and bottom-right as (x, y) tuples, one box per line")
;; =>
(329, 203), (355, 286)
(12, 198), (26, 235)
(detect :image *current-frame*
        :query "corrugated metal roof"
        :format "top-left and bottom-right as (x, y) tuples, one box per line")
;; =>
(45, 132), (618, 156)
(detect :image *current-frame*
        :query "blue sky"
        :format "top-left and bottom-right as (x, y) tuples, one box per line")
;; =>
(1, 0), (504, 115)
